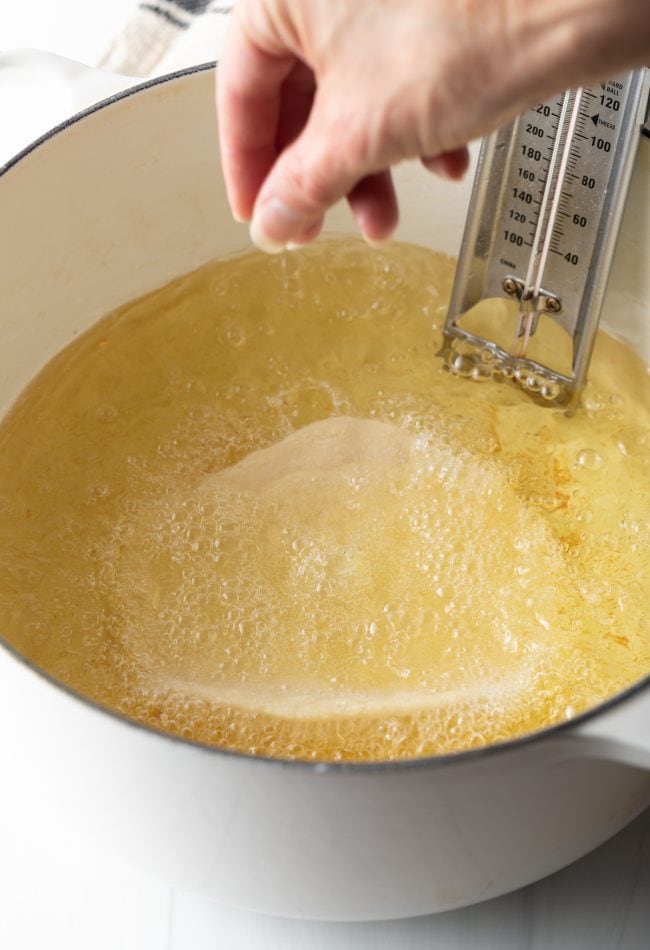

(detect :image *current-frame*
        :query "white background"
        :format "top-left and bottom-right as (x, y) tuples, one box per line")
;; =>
(1, 5), (649, 948)
(1, 1), (135, 64)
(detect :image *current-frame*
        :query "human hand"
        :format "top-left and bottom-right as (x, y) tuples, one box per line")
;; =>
(217, 0), (650, 253)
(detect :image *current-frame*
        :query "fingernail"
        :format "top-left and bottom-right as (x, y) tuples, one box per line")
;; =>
(249, 219), (286, 254)
(233, 211), (248, 224)
(363, 233), (392, 250)
(251, 197), (310, 253)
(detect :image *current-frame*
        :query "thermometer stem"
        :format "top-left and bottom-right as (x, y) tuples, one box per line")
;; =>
(516, 88), (584, 354)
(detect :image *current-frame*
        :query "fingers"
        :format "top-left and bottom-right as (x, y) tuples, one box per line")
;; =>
(347, 170), (399, 244)
(421, 147), (471, 181)
(218, 2), (473, 251)
(287, 217), (325, 249)
(275, 61), (316, 153)
(217, 11), (295, 222)
(250, 94), (375, 251)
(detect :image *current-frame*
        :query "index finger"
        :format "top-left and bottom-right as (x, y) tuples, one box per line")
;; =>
(217, 12), (296, 222)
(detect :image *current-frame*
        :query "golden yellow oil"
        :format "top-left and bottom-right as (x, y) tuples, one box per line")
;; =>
(1, 239), (649, 761)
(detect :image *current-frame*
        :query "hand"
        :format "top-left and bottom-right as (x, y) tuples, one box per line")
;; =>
(217, 0), (650, 252)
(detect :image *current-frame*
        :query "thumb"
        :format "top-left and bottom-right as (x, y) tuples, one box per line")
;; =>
(250, 99), (369, 253)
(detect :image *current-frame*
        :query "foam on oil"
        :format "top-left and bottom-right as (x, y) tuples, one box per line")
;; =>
(1, 239), (649, 761)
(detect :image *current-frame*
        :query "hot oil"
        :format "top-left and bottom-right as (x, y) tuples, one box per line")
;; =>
(0, 238), (649, 761)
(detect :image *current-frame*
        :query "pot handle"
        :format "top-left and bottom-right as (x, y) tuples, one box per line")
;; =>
(0, 49), (137, 162)
(566, 685), (650, 770)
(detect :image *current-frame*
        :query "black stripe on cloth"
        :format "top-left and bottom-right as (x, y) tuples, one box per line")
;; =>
(172, 0), (213, 10)
(139, 3), (190, 28)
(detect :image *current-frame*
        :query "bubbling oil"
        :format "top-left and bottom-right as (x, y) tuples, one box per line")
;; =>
(0, 239), (649, 762)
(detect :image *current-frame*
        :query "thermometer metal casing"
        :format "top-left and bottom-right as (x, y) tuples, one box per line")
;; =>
(444, 68), (650, 401)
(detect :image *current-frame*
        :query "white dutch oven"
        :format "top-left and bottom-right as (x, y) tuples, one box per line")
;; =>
(0, 57), (649, 922)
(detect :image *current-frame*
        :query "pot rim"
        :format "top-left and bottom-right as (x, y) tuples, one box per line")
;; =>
(1, 61), (648, 774)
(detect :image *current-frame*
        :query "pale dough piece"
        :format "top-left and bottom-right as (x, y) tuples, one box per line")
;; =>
(113, 416), (578, 720)
(213, 416), (414, 493)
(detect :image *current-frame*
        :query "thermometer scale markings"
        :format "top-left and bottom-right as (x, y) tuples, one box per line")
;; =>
(444, 67), (649, 399)
(501, 85), (621, 277)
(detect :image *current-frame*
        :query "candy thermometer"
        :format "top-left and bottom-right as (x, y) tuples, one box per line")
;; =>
(443, 68), (650, 404)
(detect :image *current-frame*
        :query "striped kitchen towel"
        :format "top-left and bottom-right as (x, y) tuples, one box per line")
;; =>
(99, 0), (234, 77)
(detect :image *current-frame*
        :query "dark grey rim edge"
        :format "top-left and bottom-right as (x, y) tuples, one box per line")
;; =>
(0, 62), (648, 774)
(0, 61), (216, 178)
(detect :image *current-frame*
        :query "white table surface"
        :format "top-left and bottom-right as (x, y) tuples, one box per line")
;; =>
(1, 8), (649, 949)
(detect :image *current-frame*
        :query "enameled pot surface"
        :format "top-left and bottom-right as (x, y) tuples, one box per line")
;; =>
(0, 62), (649, 920)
